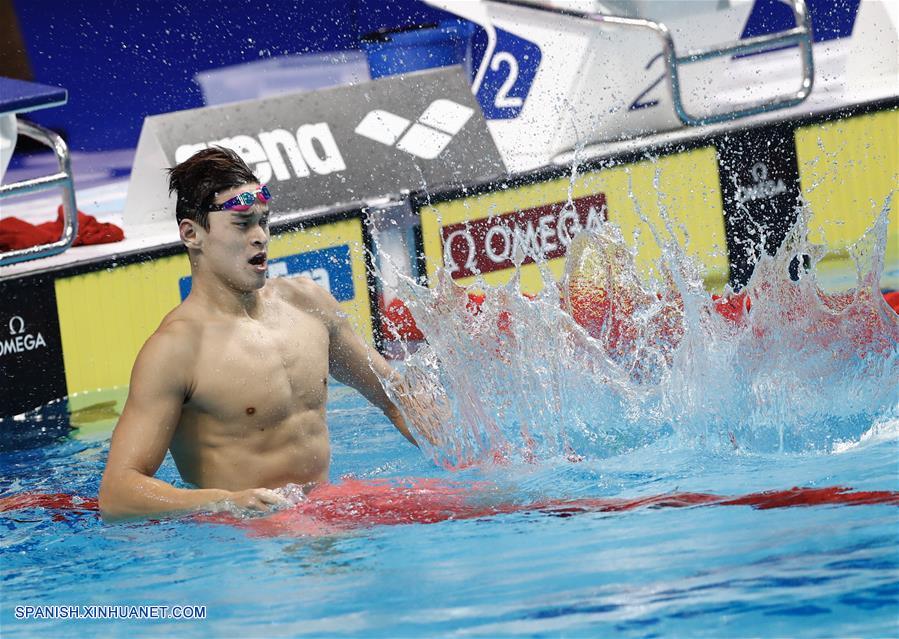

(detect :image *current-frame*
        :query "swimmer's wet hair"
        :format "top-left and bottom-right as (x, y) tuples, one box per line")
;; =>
(167, 146), (258, 229)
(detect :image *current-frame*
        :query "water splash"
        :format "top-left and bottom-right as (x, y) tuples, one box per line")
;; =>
(383, 196), (898, 468)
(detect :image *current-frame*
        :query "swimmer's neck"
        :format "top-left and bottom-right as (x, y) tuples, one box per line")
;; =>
(186, 269), (266, 317)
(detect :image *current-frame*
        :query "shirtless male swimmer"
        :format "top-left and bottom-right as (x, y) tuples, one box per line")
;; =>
(99, 147), (420, 520)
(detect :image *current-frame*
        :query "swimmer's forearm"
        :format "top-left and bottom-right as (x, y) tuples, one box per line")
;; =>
(344, 347), (419, 446)
(99, 470), (230, 521)
(385, 403), (419, 447)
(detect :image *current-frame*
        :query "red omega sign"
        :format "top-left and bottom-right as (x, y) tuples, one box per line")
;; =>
(440, 193), (607, 279)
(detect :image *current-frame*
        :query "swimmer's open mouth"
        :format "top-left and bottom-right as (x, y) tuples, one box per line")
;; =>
(248, 252), (267, 267)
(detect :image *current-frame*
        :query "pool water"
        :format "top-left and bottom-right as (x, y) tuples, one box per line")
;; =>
(1, 382), (898, 638)
(2, 204), (898, 637)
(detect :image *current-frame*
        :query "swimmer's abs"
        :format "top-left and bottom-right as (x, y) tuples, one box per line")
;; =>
(169, 411), (330, 491)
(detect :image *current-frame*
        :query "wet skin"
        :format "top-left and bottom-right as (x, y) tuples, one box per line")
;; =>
(168, 278), (334, 491)
(99, 183), (416, 519)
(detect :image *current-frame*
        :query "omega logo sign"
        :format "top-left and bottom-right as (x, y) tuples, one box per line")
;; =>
(1, 315), (47, 357)
(441, 193), (608, 279)
(735, 162), (788, 204)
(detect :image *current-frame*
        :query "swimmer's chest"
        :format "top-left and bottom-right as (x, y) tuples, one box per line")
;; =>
(189, 312), (330, 421)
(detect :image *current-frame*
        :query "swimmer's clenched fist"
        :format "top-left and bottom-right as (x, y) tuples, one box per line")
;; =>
(99, 148), (419, 520)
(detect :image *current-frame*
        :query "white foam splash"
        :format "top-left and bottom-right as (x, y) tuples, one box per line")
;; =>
(382, 195), (898, 468)
(832, 416), (899, 454)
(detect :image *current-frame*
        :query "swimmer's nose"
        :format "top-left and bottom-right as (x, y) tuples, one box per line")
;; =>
(250, 227), (268, 247)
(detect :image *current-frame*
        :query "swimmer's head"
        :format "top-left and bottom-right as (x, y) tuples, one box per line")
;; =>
(167, 146), (258, 230)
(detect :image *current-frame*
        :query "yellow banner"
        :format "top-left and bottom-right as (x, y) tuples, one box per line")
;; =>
(419, 147), (730, 296)
(795, 109), (899, 289)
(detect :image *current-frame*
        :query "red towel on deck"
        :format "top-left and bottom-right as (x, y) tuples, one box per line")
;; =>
(0, 205), (124, 251)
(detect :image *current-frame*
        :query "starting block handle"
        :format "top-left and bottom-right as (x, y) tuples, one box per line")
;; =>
(0, 119), (79, 267)
(493, 0), (815, 127)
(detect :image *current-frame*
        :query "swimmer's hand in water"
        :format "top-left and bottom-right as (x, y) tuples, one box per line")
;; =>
(390, 377), (453, 448)
(223, 488), (291, 513)
(407, 395), (450, 447)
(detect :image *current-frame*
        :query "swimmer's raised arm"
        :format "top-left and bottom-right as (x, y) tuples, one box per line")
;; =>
(98, 326), (284, 520)
(329, 298), (421, 447)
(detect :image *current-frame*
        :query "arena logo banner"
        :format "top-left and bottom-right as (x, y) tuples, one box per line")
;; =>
(419, 147), (731, 295)
(0, 277), (67, 417)
(124, 67), (504, 227)
(354, 99), (476, 160)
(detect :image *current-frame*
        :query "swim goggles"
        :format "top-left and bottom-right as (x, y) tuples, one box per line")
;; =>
(210, 185), (272, 212)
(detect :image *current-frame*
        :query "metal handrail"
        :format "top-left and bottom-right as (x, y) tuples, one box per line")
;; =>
(490, 0), (815, 126)
(0, 119), (78, 266)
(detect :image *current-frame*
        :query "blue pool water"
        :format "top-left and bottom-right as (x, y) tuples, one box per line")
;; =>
(2, 202), (898, 637)
(1, 382), (898, 638)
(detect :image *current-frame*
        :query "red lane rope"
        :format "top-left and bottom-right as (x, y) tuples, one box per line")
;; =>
(2, 483), (896, 534)
(0, 493), (98, 512)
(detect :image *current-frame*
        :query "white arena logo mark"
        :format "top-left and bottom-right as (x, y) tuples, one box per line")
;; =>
(355, 99), (474, 160)
(174, 123), (346, 184)
(1, 316), (47, 357)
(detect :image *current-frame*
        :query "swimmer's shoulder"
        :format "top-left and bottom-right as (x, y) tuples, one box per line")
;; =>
(272, 276), (341, 324)
(156, 303), (204, 343)
(124, 308), (203, 400)
(136, 307), (201, 376)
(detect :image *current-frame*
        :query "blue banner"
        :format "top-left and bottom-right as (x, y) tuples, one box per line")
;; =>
(471, 27), (542, 120)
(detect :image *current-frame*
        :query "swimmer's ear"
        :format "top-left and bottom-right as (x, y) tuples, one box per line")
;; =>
(179, 219), (202, 250)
